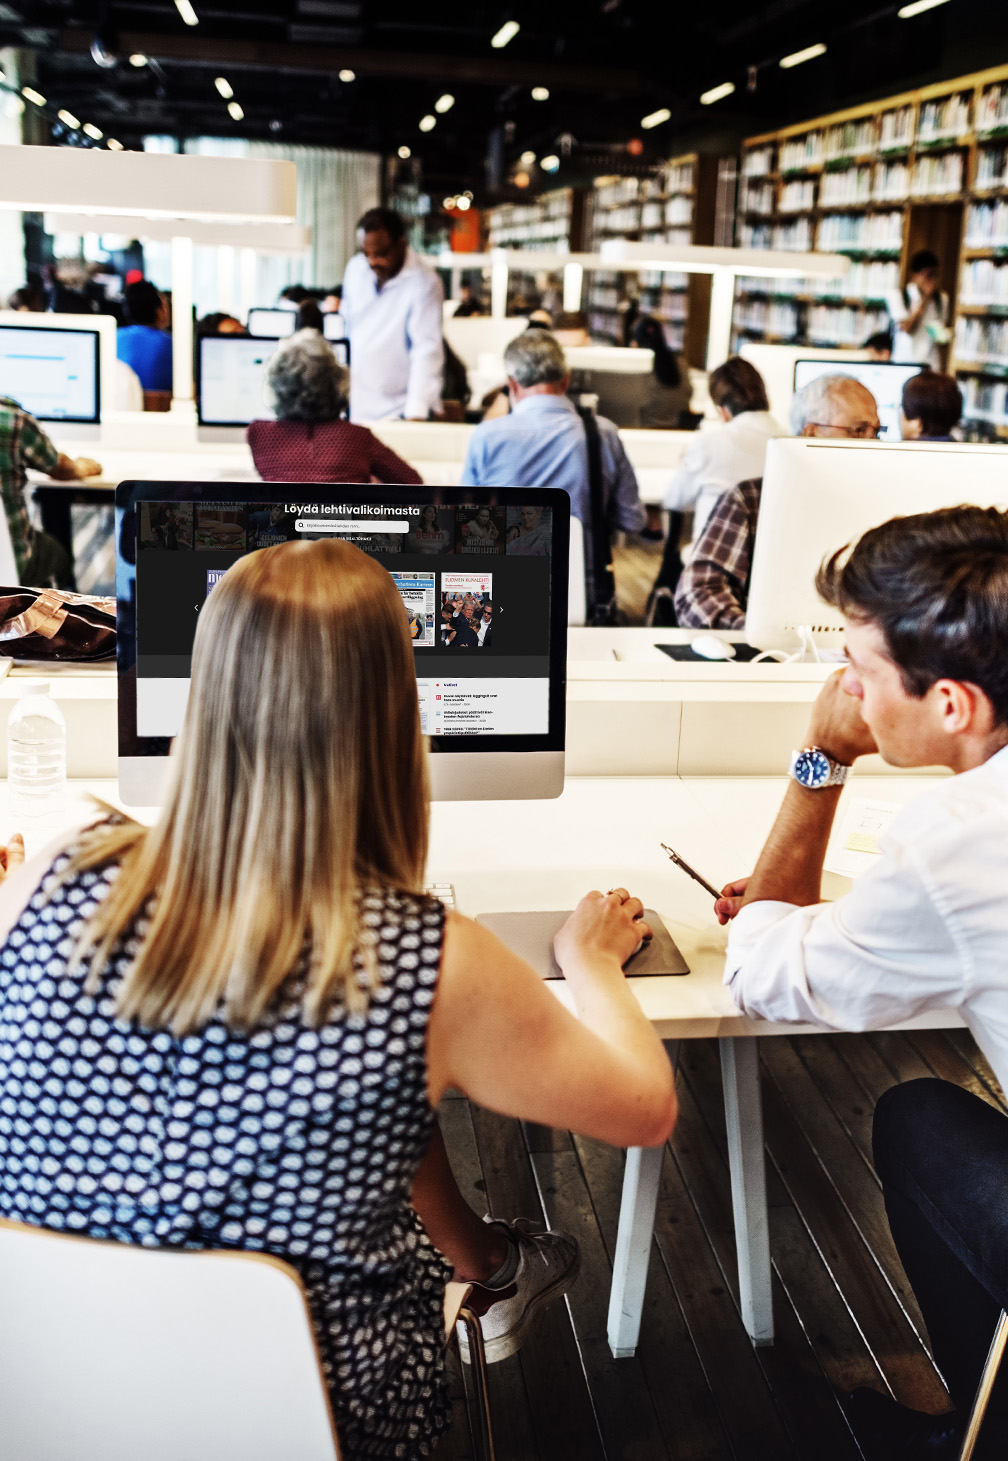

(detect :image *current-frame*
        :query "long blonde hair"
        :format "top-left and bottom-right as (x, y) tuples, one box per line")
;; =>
(70, 538), (429, 1034)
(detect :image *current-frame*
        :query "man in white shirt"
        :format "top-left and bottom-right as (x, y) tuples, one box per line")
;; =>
(341, 207), (444, 422)
(718, 505), (1008, 1460)
(886, 249), (951, 370)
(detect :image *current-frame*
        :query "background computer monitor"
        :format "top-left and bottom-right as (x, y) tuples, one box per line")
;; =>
(0, 323), (100, 427)
(116, 481), (569, 805)
(322, 312), (346, 342)
(746, 437), (1008, 652)
(247, 307), (297, 338)
(198, 335), (351, 435)
(793, 358), (924, 441)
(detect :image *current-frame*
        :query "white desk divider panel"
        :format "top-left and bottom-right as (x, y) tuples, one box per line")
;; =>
(739, 342), (870, 427)
(442, 315), (528, 371)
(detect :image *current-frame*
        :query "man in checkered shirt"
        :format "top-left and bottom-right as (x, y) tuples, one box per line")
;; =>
(674, 375), (880, 629)
(0, 397), (101, 587)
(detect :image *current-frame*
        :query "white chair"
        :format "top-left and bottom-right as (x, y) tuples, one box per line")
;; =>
(568, 514), (587, 626)
(0, 1217), (494, 1461)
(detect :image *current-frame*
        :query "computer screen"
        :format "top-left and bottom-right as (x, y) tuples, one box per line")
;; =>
(0, 324), (100, 425)
(197, 335), (350, 427)
(247, 308), (297, 338)
(116, 482), (569, 804)
(322, 312), (346, 342)
(746, 437), (1008, 652)
(793, 359), (924, 441)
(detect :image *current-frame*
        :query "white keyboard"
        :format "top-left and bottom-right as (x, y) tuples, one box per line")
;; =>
(424, 882), (456, 911)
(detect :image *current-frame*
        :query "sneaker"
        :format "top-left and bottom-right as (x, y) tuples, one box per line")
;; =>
(455, 1217), (580, 1365)
(842, 1388), (962, 1459)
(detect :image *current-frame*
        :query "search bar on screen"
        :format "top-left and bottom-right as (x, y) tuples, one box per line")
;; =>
(295, 519), (410, 534)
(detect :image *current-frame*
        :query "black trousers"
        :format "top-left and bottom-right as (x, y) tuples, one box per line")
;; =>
(873, 1078), (1008, 1455)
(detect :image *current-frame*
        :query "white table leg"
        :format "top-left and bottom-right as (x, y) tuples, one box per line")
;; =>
(719, 1036), (774, 1345)
(607, 1040), (679, 1359)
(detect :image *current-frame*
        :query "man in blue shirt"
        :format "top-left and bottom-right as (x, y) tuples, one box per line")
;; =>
(116, 279), (173, 393)
(460, 331), (645, 604)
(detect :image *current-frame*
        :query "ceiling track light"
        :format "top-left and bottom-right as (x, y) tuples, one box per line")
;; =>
(129, 53), (148, 67)
(520, 150), (536, 165)
(107, 138), (124, 150)
(57, 109), (80, 129)
(540, 154), (559, 172)
(214, 77), (233, 99)
(419, 114), (436, 132)
(897, 0), (950, 14)
(174, 0), (199, 26)
(339, 68), (355, 82)
(435, 93), (454, 113)
(83, 122), (103, 140)
(491, 20), (520, 48)
(456, 196), (471, 210)
(641, 107), (671, 129)
(22, 87), (46, 107)
(397, 145), (411, 159)
(700, 81), (735, 105)
(779, 42), (826, 68)
(227, 100), (244, 121)
(531, 86), (549, 101)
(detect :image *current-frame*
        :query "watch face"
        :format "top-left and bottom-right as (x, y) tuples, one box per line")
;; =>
(793, 748), (832, 788)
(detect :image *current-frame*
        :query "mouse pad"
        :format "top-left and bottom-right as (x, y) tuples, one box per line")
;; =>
(657, 642), (762, 663)
(476, 910), (689, 979)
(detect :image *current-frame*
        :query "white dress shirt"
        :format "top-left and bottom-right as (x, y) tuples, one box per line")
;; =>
(725, 745), (1008, 1093)
(885, 284), (950, 370)
(341, 246), (444, 422)
(663, 411), (785, 545)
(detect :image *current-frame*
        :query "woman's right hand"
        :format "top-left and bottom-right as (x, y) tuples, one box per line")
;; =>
(554, 888), (652, 979)
(0, 832), (25, 884)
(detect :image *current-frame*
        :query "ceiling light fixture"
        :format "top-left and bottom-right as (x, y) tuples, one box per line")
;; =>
(419, 114), (436, 132)
(22, 88), (46, 107)
(443, 196), (456, 209)
(129, 53), (148, 67)
(491, 20), (519, 48)
(700, 81), (735, 105)
(531, 86), (549, 101)
(897, 0), (949, 14)
(779, 42), (826, 68)
(227, 101), (244, 121)
(214, 77), (233, 99)
(435, 93), (454, 113)
(83, 123), (103, 140)
(456, 195), (471, 210)
(339, 68), (355, 82)
(641, 107), (671, 129)
(175, 0), (199, 25)
(107, 138), (124, 150)
(57, 109), (80, 130)
(541, 154), (559, 172)
(520, 150), (536, 165)
(397, 145), (411, 159)
(513, 171), (530, 188)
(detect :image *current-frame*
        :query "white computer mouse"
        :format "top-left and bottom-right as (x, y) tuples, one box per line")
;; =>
(690, 634), (737, 661)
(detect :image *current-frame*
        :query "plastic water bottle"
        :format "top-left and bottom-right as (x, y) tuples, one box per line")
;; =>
(7, 680), (67, 820)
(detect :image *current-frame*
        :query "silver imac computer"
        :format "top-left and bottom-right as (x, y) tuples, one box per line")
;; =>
(197, 334), (351, 443)
(116, 482), (569, 804)
(0, 323), (100, 436)
(247, 307), (297, 338)
(793, 358), (923, 441)
(746, 437), (1008, 653)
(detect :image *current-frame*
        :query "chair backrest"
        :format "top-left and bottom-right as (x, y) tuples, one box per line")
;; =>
(0, 1217), (340, 1461)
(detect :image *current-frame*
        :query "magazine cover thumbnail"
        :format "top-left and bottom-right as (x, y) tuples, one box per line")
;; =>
(505, 504), (551, 556)
(138, 502), (193, 551)
(194, 504), (246, 551)
(406, 505), (454, 555)
(247, 504), (298, 549)
(455, 503), (505, 556)
(440, 571), (494, 649)
(392, 571), (437, 647)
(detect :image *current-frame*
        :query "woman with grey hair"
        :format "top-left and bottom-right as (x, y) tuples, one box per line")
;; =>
(247, 328), (423, 483)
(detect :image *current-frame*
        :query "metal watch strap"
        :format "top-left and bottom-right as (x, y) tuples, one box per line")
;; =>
(789, 747), (851, 788)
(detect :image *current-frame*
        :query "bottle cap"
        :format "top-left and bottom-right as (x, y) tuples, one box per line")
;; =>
(20, 679), (50, 698)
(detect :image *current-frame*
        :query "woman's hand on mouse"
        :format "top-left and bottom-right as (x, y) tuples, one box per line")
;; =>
(554, 888), (652, 979)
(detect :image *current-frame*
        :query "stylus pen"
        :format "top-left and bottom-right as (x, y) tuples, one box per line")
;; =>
(660, 843), (723, 902)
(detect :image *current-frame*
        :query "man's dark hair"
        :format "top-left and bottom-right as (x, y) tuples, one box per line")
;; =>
(553, 310), (589, 332)
(123, 280), (163, 327)
(863, 331), (892, 354)
(709, 356), (769, 417)
(816, 506), (1008, 722)
(909, 248), (939, 274)
(902, 371), (962, 438)
(357, 206), (406, 241)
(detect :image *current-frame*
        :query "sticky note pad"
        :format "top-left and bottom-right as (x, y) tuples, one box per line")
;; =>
(846, 831), (880, 855)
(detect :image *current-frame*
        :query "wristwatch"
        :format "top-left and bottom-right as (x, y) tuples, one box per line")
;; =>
(789, 746), (850, 789)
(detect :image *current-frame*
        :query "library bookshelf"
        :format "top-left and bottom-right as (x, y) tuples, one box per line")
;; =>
(735, 62), (1008, 435)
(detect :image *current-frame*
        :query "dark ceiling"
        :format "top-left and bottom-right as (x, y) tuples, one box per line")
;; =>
(3, 0), (1008, 200)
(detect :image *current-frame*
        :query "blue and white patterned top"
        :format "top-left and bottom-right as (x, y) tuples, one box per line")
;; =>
(0, 846), (452, 1460)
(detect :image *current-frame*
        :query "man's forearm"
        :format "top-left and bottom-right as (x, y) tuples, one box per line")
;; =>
(741, 782), (843, 909)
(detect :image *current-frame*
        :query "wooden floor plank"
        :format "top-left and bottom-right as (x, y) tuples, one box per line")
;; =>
(945, 1029), (1007, 1108)
(905, 1029), (1005, 1110)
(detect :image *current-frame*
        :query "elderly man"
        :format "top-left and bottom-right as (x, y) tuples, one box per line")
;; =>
(461, 331), (645, 607)
(341, 206), (444, 423)
(674, 374), (880, 629)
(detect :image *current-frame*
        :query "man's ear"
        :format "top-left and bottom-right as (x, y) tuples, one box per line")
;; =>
(933, 679), (994, 738)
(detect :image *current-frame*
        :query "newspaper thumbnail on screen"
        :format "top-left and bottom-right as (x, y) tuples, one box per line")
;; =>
(440, 571), (494, 649)
(456, 504), (505, 556)
(392, 571), (437, 647)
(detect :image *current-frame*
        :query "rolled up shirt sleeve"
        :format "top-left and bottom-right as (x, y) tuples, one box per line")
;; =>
(724, 836), (968, 1031)
(403, 274), (445, 421)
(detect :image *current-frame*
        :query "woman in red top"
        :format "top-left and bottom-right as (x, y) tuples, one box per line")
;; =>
(248, 329), (424, 484)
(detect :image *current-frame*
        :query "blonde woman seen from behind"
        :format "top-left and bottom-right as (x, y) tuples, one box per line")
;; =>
(0, 538), (676, 1461)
